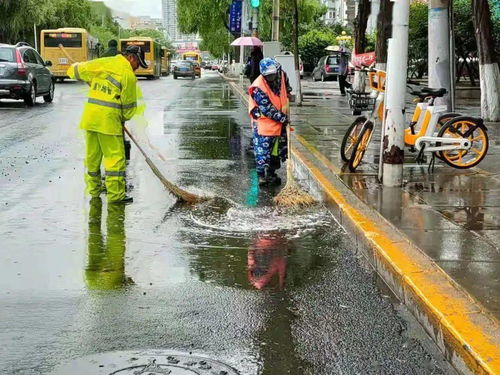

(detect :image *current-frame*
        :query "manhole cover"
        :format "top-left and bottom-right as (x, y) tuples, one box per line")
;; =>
(50, 350), (240, 375)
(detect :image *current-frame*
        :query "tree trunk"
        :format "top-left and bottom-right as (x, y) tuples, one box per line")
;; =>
(353, 0), (371, 92)
(472, 0), (500, 121)
(375, 0), (393, 66)
(292, 0), (302, 105)
(354, 0), (371, 54)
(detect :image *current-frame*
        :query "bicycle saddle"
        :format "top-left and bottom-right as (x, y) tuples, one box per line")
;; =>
(409, 90), (434, 100)
(420, 87), (447, 97)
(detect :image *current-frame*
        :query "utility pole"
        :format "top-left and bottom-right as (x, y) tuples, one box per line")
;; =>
(33, 24), (38, 51)
(382, 0), (410, 187)
(292, 0), (302, 105)
(271, 0), (280, 41)
(428, 0), (452, 110)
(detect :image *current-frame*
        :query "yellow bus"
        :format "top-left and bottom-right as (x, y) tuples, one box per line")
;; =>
(161, 47), (171, 76)
(40, 28), (99, 82)
(181, 51), (201, 65)
(120, 37), (161, 79)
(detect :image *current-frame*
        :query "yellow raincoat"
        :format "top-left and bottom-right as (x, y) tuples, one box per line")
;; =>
(68, 55), (138, 202)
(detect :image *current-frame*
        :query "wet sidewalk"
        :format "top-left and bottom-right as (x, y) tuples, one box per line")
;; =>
(227, 76), (500, 372)
(298, 79), (500, 319)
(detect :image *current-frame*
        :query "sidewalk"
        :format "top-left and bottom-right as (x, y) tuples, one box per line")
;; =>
(226, 75), (500, 374)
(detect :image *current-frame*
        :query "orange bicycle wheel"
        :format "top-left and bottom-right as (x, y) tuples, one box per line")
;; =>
(348, 122), (374, 172)
(341, 116), (367, 162)
(436, 118), (489, 169)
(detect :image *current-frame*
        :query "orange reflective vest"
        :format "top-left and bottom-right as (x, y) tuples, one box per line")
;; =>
(248, 72), (289, 136)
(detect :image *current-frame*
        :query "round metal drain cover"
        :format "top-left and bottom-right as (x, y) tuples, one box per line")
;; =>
(50, 350), (240, 375)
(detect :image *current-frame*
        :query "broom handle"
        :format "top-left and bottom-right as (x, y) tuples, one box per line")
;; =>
(123, 125), (149, 160)
(286, 123), (293, 178)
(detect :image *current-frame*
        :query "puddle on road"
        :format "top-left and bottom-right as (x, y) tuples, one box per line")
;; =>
(188, 197), (331, 235)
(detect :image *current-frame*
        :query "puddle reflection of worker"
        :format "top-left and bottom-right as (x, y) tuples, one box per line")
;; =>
(247, 233), (290, 290)
(85, 198), (131, 290)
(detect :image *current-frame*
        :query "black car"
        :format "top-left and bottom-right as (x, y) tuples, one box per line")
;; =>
(173, 61), (195, 80)
(0, 42), (55, 106)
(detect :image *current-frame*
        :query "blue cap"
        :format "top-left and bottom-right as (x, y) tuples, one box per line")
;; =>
(259, 58), (279, 76)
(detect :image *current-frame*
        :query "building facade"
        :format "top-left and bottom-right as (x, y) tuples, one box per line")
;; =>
(161, 0), (198, 42)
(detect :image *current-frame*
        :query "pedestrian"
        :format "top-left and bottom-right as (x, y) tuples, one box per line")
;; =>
(245, 46), (264, 84)
(248, 58), (290, 186)
(338, 49), (352, 96)
(101, 39), (120, 57)
(67, 45), (148, 204)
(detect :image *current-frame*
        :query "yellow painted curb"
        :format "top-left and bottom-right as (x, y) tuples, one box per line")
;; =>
(227, 79), (500, 374)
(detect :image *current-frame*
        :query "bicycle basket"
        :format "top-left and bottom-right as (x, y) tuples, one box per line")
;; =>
(346, 90), (376, 115)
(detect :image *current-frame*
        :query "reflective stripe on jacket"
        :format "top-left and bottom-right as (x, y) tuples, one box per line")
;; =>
(67, 55), (137, 136)
(248, 72), (289, 136)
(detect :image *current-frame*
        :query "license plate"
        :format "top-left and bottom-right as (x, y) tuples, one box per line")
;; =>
(58, 58), (69, 65)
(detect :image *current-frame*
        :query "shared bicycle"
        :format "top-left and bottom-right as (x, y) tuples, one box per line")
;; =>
(340, 67), (488, 172)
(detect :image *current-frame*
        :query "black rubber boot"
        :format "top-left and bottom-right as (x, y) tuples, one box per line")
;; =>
(265, 169), (282, 186)
(110, 196), (134, 204)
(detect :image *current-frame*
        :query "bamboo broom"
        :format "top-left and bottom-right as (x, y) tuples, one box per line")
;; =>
(124, 126), (207, 204)
(273, 125), (316, 207)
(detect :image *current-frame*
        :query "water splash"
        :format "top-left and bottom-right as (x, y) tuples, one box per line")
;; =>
(187, 197), (333, 237)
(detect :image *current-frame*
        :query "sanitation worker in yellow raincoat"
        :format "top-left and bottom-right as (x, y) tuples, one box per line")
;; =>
(67, 45), (147, 204)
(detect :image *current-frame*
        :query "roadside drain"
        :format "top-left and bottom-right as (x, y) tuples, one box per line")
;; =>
(50, 350), (240, 375)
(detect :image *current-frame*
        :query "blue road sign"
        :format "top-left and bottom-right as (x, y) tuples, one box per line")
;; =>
(229, 0), (243, 34)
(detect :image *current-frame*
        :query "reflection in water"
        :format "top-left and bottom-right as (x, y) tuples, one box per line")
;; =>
(85, 198), (131, 290)
(247, 233), (291, 290)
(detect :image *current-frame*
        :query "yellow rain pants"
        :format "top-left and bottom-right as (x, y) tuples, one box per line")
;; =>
(85, 198), (127, 290)
(85, 131), (126, 202)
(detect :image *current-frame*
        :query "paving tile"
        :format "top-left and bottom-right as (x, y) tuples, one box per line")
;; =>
(401, 228), (500, 262)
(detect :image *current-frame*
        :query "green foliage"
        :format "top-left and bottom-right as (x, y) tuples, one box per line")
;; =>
(365, 31), (376, 53)
(177, 0), (328, 58)
(408, 0), (428, 77)
(298, 29), (337, 67)
(178, 0), (232, 58)
(259, 0), (328, 51)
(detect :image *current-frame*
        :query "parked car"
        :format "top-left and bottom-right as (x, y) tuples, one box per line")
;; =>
(193, 62), (201, 78)
(0, 42), (55, 106)
(312, 54), (341, 82)
(173, 61), (195, 80)
(211, 64), (219, 71)
(170, 60), (179, 73)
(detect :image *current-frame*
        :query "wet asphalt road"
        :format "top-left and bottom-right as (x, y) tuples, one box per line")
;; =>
(0, 72), (456, 374)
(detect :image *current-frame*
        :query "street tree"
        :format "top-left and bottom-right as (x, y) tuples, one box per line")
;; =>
(408, 0), (427, 78)
(353, 0), (370, 54)
(375, 0), (393, 68)
(259, 0), (327, 50)
(298, 29), (337, 68)
(472, 0), (500, 120)
(177, 0), (232, 58)
(352, 0), (371, 91)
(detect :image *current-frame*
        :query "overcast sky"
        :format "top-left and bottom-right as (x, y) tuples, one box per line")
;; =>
(97, 0), (162, 17)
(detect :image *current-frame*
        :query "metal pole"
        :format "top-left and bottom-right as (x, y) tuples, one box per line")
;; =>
(449, 0), (456, 112)
(239, 1), (245, 86)
(382, 0), (410, 187)
(428, 0), (451, 110)
(252, 6), (259, 37)
(33, 24), (38, 51)
(272, 0), (280, 41)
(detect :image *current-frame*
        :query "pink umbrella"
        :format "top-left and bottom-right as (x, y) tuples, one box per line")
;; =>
(231, 36), (263, 47)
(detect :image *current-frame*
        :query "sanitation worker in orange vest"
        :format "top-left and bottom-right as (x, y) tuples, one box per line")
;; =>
(248, 58), (291, 186)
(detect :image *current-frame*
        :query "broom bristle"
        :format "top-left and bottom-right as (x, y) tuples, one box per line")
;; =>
(274, 180), (316, 207)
